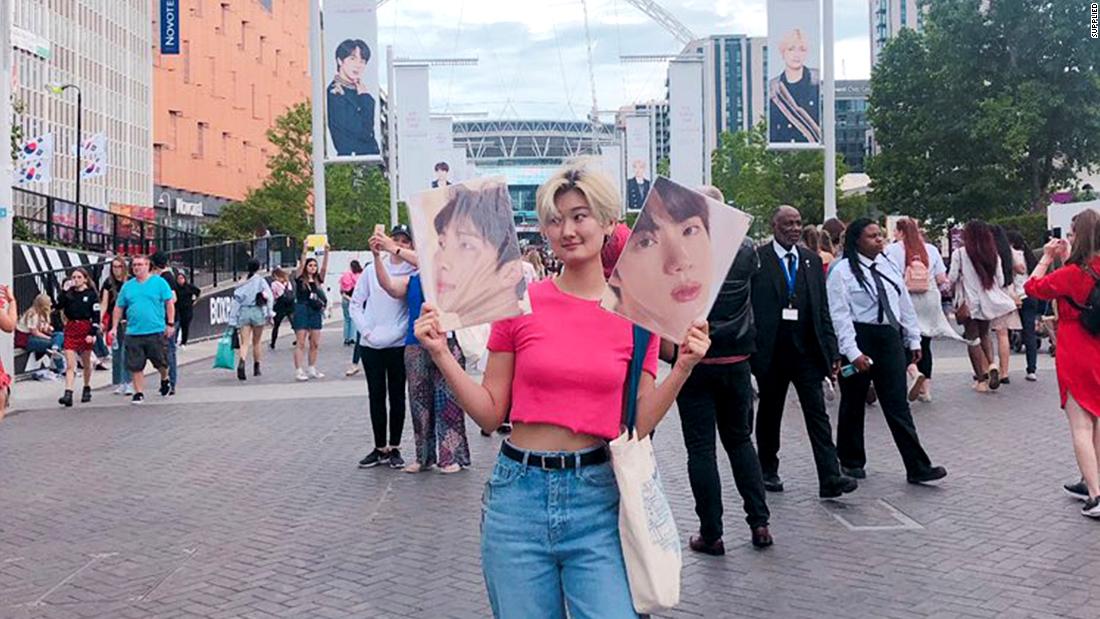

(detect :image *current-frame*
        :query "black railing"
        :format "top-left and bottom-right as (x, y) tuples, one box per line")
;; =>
(164, 235), (297, 290)
(11, 236), (296, 332)
(12, 187), (204, 256)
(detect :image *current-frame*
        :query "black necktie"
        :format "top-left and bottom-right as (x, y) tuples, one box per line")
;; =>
(869, 262), (900, 330)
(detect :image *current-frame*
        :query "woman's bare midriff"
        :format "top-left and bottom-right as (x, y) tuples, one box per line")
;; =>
(508, 422), (607, 452)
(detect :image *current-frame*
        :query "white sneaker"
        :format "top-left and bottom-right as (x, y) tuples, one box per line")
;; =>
(295, 368), (310, 382)
(1026, 373), (1038, 382)
(124, 383), (135, 396)
(308, 367), (325, 379)
(345, 365), (361, 377)
(113, 385), (126, 395)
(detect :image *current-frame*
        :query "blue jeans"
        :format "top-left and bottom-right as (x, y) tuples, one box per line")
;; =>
(341, 297), (355, 343)
(166, 334), (178, 387)
(111, 327), (128, 386)
(24, 334), (65, 372)
(1019, 297), (1039, 374)
(480, 446), (638, 619)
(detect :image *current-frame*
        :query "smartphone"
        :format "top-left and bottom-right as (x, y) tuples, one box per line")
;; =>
(840, 358), (873, 377)
(1050, 227), (1062, 239)
(374, 224), (385, 236)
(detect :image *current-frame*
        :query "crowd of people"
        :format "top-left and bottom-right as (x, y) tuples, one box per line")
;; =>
(1, 161), (1098, 618)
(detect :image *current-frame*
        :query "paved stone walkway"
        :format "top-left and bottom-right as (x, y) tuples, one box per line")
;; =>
(1, 329), (1097, 618)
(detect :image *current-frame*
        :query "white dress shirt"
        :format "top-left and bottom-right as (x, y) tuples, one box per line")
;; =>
(826, 252), (922, 361)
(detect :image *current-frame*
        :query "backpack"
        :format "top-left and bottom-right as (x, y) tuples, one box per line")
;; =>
(1064, 264), (1100, 336)
(904, 258), (931, 294)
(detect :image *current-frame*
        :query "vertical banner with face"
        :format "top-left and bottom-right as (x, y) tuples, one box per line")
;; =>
(601, 177), (753, 343)
(449, 147), (471, 182)
(597, 146), (624, 214)
(407, 176), (531, 331)
(321, 0), (381, 161)
(624, 114), (653, 212)
(767, 0), (823, 149)
(429, 116), (454, 188)
(668, 58), (705, 188)
(394, 64), (432, 200)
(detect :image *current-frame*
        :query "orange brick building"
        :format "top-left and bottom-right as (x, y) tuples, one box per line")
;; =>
(152, 0), (310, 231)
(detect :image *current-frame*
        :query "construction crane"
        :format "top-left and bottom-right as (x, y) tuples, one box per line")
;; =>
(622, 0), (697, 45)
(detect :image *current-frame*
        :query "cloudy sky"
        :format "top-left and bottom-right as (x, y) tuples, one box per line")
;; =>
(375, 0), (871, 121)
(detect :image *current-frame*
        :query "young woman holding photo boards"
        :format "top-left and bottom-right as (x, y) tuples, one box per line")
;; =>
(414, 161), (710, 619)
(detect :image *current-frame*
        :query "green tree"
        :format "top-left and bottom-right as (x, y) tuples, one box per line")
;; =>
(326, 164), (392, 250)
(868, 0), (1100, 226)
(710, 124), (851, 235)
(208, 100), (393, 245)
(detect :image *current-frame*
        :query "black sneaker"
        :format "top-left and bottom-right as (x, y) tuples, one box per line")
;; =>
(168, 386), (176, 396)
(358, 449), (387, 468)
(907, 466), (948, 484)
(132, 392), (145, 405)
(80, 386), (92, 403)
(58, 389), (73, 408)
(388, 449), (406, 469)
(763, 473), (784, 493)
(1065, 479), (1090, 501)
(159, 379), (171, 397)
(1083, 497), (1100, 518)
(819, 475), (858, 499)
(841, 466), (867, 480)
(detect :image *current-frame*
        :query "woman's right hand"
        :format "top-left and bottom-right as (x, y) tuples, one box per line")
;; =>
(1043, 238), (1068, 260)
(414, 304), (449, 356)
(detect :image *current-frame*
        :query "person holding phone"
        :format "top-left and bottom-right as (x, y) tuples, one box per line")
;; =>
(827, 219), (947, 484)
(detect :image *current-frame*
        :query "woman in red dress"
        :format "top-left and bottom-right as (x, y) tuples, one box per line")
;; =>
(1024, 208), (1100, 518)
(0, 284), (16, 422)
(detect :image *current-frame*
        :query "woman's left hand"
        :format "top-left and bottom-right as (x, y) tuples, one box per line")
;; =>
(673, 320), (710, 374)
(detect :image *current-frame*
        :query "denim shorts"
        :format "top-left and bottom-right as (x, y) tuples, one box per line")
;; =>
(480, 444), (638, 619)
(237, 305), (268, 327)
(292, 302), (323, 331)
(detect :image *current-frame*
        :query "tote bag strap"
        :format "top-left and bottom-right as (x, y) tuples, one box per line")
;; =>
(623, 324), (652, 438)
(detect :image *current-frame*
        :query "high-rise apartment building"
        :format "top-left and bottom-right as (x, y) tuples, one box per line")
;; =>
(11, 0), (153, 210)
(151, 0), (310, 231)
(869, 0), (922, 67)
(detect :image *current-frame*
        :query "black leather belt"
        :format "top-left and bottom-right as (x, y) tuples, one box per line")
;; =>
(500, 441), (610, 470)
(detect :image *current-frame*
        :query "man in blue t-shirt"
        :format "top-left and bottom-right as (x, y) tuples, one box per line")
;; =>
(110, 254), (175, 404)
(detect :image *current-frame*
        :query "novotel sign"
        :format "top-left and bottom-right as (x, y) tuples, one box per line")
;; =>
(160, 0), (180, 55)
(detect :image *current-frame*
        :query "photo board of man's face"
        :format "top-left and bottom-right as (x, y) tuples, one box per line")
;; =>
(408, 176), (531, 331)
(601, 177), (753, 342)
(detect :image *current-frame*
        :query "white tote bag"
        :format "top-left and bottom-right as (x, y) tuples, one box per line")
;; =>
(609, 326), (682, 614)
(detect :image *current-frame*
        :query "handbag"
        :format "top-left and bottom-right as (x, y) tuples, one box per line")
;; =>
(608, 325), (682, 614)
(213, 329), (236, 370)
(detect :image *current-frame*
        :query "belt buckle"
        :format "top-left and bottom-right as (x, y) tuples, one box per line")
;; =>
(541, 455), (566, 471)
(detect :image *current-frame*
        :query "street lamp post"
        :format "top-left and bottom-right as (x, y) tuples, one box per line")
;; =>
(48, 84), (84, 246)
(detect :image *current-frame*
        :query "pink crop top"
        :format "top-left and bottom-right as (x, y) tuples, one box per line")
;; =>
(488, 279), (659, 440)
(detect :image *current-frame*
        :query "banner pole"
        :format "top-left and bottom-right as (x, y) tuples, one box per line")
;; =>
(0, 0), (12, 372)
(309, 0), (328, 235)
(387, 45), (398, 227)
(822, 0), (837, 221)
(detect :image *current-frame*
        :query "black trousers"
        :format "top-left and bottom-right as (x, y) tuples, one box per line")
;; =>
(270, 306), (293, 347)
(755, 343), (842, 485)
(836, 324), (933, 475)
(361, 345), (407, 449)
(916, 335), (933, 379)
(677, 361), (770, 541)
(177, 309), (194, 346)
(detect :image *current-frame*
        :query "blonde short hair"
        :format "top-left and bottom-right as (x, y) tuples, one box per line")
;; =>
(535, 158), (621, 228)
(780, 29), (809, 52)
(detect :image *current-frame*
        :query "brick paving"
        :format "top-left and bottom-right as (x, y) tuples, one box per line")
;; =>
(1, 329), (1097, 618)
